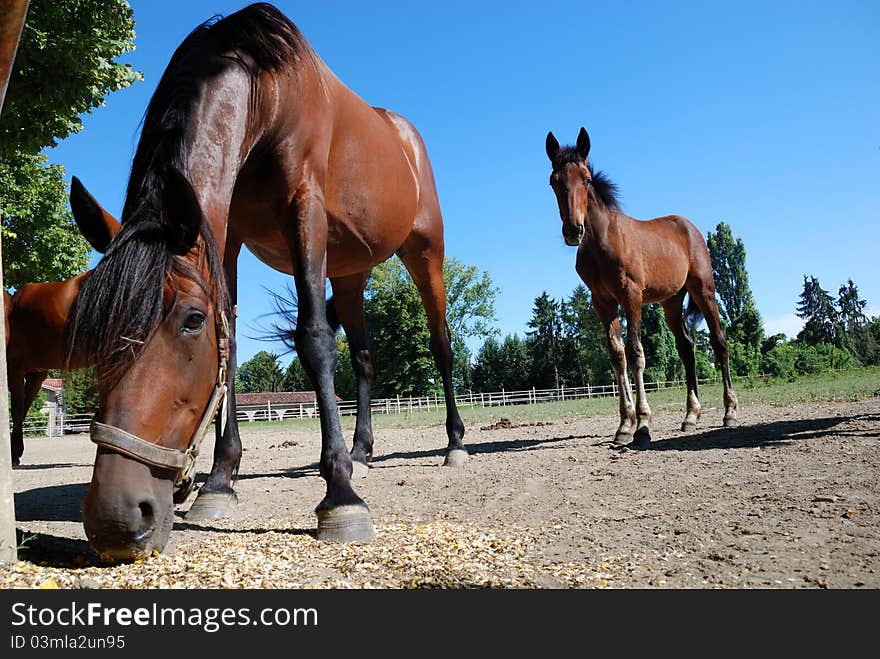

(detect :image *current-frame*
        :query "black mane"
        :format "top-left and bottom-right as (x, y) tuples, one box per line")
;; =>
(65, 4), (306, 385)
(551, 146), (622, 211)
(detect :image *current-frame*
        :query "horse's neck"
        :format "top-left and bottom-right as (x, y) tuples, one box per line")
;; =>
(584, 205), (617, 253)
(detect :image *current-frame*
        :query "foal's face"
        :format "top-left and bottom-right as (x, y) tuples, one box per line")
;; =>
(545, 127), (593, 246)
(549, 162), (592, 246)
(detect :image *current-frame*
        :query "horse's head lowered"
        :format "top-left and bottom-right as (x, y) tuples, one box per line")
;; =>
(68, 168), (230, 561)
(546, 127), (593, 246)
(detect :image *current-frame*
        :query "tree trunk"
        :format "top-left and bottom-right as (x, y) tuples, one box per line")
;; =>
(0, 0), (32, 564)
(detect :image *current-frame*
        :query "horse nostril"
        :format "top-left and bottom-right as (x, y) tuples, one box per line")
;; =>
(137, 499), (157, 538)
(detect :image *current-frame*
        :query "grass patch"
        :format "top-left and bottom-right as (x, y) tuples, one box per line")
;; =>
(241, 367), (879, 433)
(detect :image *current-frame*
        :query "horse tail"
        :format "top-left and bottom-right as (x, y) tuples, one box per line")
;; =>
(256, 284), (339, 353)
(684, 290), (704, 332)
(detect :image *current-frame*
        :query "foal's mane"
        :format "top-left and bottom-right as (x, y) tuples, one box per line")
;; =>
(551, 147), (622, 211)
(66, 4), (311, 385)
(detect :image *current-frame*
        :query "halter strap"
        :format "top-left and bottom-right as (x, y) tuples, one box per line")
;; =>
(90, 310), (230, 486)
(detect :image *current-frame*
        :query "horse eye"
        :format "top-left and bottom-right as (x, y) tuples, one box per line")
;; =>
(181, 310), (207, 333)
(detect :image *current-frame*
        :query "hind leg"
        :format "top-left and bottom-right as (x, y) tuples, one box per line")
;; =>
(662, 292), (702, 432)
(330, 273), (375, 479)
(9, 368), (42, 466)
(397, 239), (467, 467)
(689, 279), (738, 426)
(594, 297), (637, 445)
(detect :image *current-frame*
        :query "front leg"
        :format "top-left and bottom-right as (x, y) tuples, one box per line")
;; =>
(289, 188), (374, 542)
(623, 299), (652, 448)
(185, 243), (243, 519)
(594, 299), (636, 446)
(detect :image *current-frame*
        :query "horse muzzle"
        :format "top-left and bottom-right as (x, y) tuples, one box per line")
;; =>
(81, 447), (175, 562)
(563, 223), (585, 246)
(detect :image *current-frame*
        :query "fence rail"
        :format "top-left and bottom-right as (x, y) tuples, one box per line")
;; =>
(18, 372), (772, 439)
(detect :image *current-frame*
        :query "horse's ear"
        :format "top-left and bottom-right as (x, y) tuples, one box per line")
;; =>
(69, 177), (122, 254)
(576, 127), (591, 160)
(545, 131), (560, 162)
(161, 167), (202, 255)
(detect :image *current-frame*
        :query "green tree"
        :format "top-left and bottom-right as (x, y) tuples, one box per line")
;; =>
(0, 0), (140, 156)
(364, 257), (497, 397)
(497, 334), (533, 391)
(0, 154), (90, 287)
(836, 279), (876, 364)
(796, 276), (839, 346)
(281, 356), (309, 392)
(526, 292), (562, 389)
(558, 285), (610, 386)
(365, 259), (437, 397)
(333, 336), (358, 400)
(236, 351), (284, 393)
(640, 303), (682, 383)
(49, 367), (98, 415)
(472, 334), (533, 392)
(472, 337), (503, 392)
(0, 0), (141, 287)
(707, 222), (764, 374)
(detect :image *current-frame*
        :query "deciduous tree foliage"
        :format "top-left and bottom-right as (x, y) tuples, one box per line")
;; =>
(0, 0), (141, 288)
(236, 351), (284, 394)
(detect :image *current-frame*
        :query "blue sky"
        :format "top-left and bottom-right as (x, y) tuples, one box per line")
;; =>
(47, 0), (880, 365)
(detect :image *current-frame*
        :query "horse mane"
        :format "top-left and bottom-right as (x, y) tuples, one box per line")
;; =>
(551, 147), (622, 211)
(65, 222), (229, 389)
(61, 5), (306, 386)
(124, 2), (311, 220)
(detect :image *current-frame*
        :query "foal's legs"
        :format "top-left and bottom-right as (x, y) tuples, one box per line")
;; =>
(688, 279), (738, 426)
(329, 273), (375, 479)
(186, 240), (243, 518)
(661, 291), (702, 432)
(621, 296), (653, 446)
(594, 298), (637, 445)
(397, 241), (467, 467)
(288, 188), (374, 541)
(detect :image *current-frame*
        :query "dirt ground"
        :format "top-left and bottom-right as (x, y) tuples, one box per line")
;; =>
(3, 397), (879, 589)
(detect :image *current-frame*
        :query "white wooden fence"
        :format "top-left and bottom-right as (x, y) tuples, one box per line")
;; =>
(19, 372), (765, 438)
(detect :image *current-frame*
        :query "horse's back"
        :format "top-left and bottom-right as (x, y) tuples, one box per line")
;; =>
(7, 275), (85, 370)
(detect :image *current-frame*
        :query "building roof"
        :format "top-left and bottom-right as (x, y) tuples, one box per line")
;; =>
(41, 378), (64, 391)
(235, 391), (340, 405)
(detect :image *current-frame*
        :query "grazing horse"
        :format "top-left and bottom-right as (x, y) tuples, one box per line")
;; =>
(5, 179), (120, 466)
(545, 127), (738, 448)
(66, 3), (465, 561)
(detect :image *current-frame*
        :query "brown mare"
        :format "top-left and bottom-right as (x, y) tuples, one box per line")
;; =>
(66, 3), (465, 561)
(545, 128), (738, 448)
(5, 179), (120, 466)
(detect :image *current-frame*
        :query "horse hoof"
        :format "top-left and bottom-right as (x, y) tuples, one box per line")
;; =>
(723, 416), (739, 428)
(631, 427), (651, 449)
(185, 491), (238, 521)
(316, 505), (375, 543)
(681, 421), (697, 433)
(613, 432), (632, 447)
(351, 460), (370, 479)
(442, 449), (469, 467)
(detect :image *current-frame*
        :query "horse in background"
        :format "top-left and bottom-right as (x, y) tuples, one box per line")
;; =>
(5, 178), (120, 466)
(66, 3), (465, 560)
(545, 127), (738, 448)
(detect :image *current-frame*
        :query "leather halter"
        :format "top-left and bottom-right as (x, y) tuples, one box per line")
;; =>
(90, 310), (230, 487)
